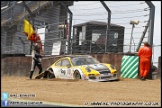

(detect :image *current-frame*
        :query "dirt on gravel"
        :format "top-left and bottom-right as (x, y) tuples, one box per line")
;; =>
(1, 76), (161, 107)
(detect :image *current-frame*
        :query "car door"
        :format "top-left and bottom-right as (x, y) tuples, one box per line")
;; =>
(54, 58), (73, 79)
(61, 59), (73, 79)
(53, 60), (62, 78)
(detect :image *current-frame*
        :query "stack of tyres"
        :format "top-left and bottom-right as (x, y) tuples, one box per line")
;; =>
(120, 55), (139, 78)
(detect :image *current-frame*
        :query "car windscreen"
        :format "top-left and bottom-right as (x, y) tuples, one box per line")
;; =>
(71, 57), (100, 66)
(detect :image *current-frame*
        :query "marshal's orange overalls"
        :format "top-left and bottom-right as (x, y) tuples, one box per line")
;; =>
(138, 45), (152, 78)
(31, 34), (43, 54)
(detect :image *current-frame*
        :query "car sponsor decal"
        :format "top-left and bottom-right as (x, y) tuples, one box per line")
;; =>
(61, 69), (66, 75)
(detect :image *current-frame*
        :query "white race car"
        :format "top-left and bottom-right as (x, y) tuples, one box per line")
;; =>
(36, 55), (119, 82)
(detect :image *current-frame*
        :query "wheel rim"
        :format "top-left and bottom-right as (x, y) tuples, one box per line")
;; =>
(48, 69), (55, 79)
(75, 72), (80, 79)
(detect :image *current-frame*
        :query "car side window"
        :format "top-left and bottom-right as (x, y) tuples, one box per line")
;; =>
(62, 59), (70, 66)
(55, 60), (61, 66)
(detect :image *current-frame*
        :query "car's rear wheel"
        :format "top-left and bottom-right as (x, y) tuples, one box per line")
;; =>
(47, 69), (55, 79)
(73, 70), (81, 79)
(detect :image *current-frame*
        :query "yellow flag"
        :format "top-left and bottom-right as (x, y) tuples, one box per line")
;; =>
(23, 19), (35, 40)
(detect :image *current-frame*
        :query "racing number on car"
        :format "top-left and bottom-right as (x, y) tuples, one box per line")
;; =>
(61, 69), (66, 75)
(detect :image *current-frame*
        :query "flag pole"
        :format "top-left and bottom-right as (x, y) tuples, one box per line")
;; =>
(30, 24), (35, 55)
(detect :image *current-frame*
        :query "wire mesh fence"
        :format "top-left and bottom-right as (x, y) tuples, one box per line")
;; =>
(69, 1), (151, 53)
(1, 1), (161, 66)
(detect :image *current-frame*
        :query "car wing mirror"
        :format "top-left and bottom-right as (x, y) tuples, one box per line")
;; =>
(66, 64), (71, 68)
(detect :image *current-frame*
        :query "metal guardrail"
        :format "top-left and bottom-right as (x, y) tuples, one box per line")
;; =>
(1, 1), (31, 14)
(1, 1), (50, 26)
(1, 2), (16, 14)
(1, 1), (32, 25)
(19, 1), (50, 20)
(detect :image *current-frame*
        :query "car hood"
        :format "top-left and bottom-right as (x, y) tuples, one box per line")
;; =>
(87, 64), (109, 71)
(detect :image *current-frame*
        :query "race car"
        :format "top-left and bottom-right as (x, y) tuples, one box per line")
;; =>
(36, 55), (119, 82)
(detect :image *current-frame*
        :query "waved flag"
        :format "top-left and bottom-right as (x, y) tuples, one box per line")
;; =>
(23, 19), (35, 40)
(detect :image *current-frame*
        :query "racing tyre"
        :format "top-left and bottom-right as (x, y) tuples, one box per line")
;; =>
(47, 69), (55, 79)
(74, 70), (81, 79)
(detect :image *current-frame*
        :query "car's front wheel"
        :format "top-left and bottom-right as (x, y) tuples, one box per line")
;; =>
(73, 70), (81, 79)
(46, 69), (55, 79)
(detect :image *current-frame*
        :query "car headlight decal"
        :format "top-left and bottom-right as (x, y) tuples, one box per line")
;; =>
(111, 70), (117, 74)
(85, 67), (91, 72)
(110, 65), (115, 69)
(95, 74), (100, 76)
